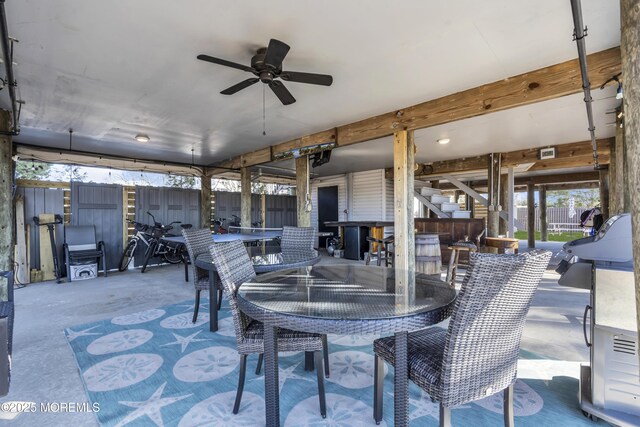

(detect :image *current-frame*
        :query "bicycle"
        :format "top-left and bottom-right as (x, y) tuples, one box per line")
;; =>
(118, 212), (183, 272)
(212, 217), (229, 234)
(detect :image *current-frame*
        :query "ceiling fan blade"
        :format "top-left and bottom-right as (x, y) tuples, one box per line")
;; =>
(280, 71), (333, 86)
(263, 39), (290, 69)
(197, 54), (255, 73)
(269, 81), (296, 105)
(220, 78), (260, 95)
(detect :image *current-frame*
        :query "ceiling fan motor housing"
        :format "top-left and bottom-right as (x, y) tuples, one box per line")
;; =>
(252, 48), (281, 82)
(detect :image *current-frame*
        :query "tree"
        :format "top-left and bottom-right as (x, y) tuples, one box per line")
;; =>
(15, 160), (52, 180)
(165, 175), (198, 189)
(212, 178), (241, 192)
(547, 189), (600, 208)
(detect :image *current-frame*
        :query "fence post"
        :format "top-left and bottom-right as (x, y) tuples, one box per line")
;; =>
(539, 186), (548, 242)
(527, 183), (535, 248)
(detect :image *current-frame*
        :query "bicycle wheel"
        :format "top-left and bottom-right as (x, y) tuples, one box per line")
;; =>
(118, 240), (137, 271)
(162, 244), (183, 264)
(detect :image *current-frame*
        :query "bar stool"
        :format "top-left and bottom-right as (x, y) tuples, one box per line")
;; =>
(446, 240), (477, 286)
(365, 236), (394, 267)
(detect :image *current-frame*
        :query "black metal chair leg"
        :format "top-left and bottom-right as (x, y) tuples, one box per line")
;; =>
(439, 403), (451, 427)
(304, 351), (314, 371)
(504, 384), (514, 427)
(183, 253), (189, 282)
(192, 290), (201, 323)
(314, 350), (326, 418)
(321, 335), (330, 378)
(233, 354), (247, 414)
(255, 353), (263, 375)
(373, 355), (384, 424)
(217, 288), (223, 310)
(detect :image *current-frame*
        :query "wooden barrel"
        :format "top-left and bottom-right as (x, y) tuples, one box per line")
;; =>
(415, 234), (442, 275)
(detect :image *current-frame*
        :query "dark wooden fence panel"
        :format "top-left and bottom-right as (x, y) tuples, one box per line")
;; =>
(17, 187), (65, 272)
(71, 183), (123, 270)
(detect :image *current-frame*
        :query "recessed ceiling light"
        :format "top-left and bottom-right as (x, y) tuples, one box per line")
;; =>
(135, 134), (150, 143)
(437, 138), (450, 145)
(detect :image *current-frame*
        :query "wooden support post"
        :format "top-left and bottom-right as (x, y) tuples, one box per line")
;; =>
(14, 194), (28, 284)
(200, 175), (212, 230)
(428, 180), (440, 218)
(609, 133), (620, 214)
(539, 185), (548, 242)
(527, 183), (536, 249)
(393, 130), (416, 276)
(620, 0), (640, 368)
(465, 182), (473, 211)
(260, 193), (266, 227)
(507, 168), (515, 238)
(295, 156), (311, 227)
(487, 153), (501, 237)
(614, 107), (627, 214)
(599, 168), (610, 221)
(499, 174), (509, 235)
(240, 167), (251, 230)
(454, 190), (462, 205)
(0, 110), (13, 292)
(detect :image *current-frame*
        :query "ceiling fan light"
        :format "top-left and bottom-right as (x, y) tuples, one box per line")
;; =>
(134, 134), (150, 143)
(437, 138), (451, 145)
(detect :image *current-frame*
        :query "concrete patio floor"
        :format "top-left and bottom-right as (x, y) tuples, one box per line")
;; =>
(0, 242), (589, 426)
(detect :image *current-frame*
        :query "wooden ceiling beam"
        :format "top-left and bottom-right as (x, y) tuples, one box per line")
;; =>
(215, 47), (620, 171)
(387, 139), (612, 179)
(437, 170), (600, 190)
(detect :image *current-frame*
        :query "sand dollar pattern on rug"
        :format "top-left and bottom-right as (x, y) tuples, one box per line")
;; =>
(83, 353), (163, 392)
(472, 380), (543, 416)
(179, 391), (265, 427)
(326, 351), (387, 389)
(111, 308), (166, 325)
(173, 346), (239, 382)
(160, 312), (210, 329)
(285, 393), (387, 426)
(87, 329), (154, 355)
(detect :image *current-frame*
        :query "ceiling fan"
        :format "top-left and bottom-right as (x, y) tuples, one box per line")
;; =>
(197, 39), (333, 105)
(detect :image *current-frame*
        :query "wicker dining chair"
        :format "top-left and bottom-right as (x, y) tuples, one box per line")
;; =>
(280, 226), (316, 251)
(181, 228), (222, 323)
(372, 249), (552, 427)
(210, 240), (329, 417)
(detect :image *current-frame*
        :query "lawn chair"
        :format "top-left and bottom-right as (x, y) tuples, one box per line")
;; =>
(63, 225), (107, 282)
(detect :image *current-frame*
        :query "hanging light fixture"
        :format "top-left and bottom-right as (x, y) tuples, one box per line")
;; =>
(616, 81), (623, 100)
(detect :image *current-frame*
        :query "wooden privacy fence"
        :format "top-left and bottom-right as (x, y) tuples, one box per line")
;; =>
(15, 181), (298, 283)
(212, 191), (297, 228)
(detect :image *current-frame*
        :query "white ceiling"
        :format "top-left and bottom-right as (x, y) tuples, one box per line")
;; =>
(3, 0), (621, 175)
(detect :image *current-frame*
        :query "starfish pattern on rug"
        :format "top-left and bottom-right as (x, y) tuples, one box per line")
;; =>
(252, 362), (314, 392)
(161, 331), (211, 353)
(114, 382), (191, 427)
(65, 326), (102, 342)
(406, 389), (471, 420)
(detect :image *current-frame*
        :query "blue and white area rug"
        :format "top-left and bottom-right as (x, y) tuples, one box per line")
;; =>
(66, 299), (593, 426)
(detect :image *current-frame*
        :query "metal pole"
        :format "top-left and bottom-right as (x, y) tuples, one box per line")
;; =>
(569, 0), (600, 170)
(0, 0), (20, 134)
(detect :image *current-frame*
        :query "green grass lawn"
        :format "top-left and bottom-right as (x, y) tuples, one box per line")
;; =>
(514, 230), (585, 242)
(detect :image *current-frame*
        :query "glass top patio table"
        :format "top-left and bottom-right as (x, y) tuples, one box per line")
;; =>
(236, 265), (457, 427)
(194, 246), (321, 332)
